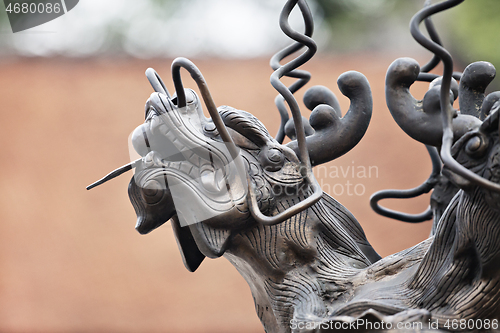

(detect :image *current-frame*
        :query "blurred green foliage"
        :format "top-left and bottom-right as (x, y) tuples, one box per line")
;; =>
(0, 2), (11, 29)
(449, 0), (500, 70)
(314, 0), (500, 90)
(313, 0), (422, 51)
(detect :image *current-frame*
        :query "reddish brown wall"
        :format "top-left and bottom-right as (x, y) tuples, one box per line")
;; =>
(0, 55), (439, 332)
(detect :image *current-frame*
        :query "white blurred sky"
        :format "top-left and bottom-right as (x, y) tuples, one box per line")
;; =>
(0, 0), (429, 58)
(0, 0), (332, 58)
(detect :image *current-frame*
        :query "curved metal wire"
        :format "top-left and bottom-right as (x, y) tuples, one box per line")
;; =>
(86, 159), (141, 190)
(370, 1), (449, 222)
(420, 0), (442, 74)
(411, 0), (500, 193)
(146, 68), (171, 99)
(271, 0), (313, 144)
(171, 57), (240, 160)
(417, 72), (462, 82)
(370, 146), (441, 222)
(415, 0), (462, 83)
(86, 69), (174, 191)
(417, 0), (462, 82)
(272, 0), (317, 172)
(247, 0), (323, 226)
(247, 174), (322, 226)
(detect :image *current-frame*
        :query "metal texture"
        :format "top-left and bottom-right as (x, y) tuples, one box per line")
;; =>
(370, 145), (441, 223)
(87, 0), (500, 332)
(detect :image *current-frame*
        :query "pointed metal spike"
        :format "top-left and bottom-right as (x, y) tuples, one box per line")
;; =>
(86, 159), (141, 190)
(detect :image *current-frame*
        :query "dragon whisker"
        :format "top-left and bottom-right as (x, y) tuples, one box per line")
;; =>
(86, 158), (141, 190)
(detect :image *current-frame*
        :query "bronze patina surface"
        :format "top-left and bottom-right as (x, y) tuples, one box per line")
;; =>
(88, 1), (500, 332)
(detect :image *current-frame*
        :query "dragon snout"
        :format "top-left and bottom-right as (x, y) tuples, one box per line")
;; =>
(132, 89), (205, 161)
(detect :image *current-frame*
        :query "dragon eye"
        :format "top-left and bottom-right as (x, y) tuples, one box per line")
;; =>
(267, 148), (283, 163)
(261, 147), (285, 172)
(465, 135), (488, 157)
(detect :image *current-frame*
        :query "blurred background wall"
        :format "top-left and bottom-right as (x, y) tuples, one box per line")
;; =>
(0, 0), (497, 332)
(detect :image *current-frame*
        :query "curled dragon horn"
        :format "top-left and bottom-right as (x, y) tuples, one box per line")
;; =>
(385, 57), (480, 147)
(458, 61), (496, 120)
(275, 0), (372, 168)
(286, 71), (372, 166)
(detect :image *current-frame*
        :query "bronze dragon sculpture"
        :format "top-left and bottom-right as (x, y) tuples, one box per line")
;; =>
(87, 0), (500, 332)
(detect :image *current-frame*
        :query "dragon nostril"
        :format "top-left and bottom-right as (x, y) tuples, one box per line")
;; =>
(185, 89), (195, 104)
(144, 151), (154, 162)
(204, 122), (216, 132)
(131, 124), (151, 157)
(204, 122), (220, 138)
(143, 181), (159, 197)
(141, 179), (164, 205)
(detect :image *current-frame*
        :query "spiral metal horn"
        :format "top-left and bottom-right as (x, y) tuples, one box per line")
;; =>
(247, 0), (322, 226)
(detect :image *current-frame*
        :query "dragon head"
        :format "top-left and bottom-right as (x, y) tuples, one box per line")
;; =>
(87, 56), (372, 272)
(128, 87), (308, 235)
(386, 58), (500, 207)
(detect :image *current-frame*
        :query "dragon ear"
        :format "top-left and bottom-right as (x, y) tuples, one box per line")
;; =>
(220, 107), (273, 147)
